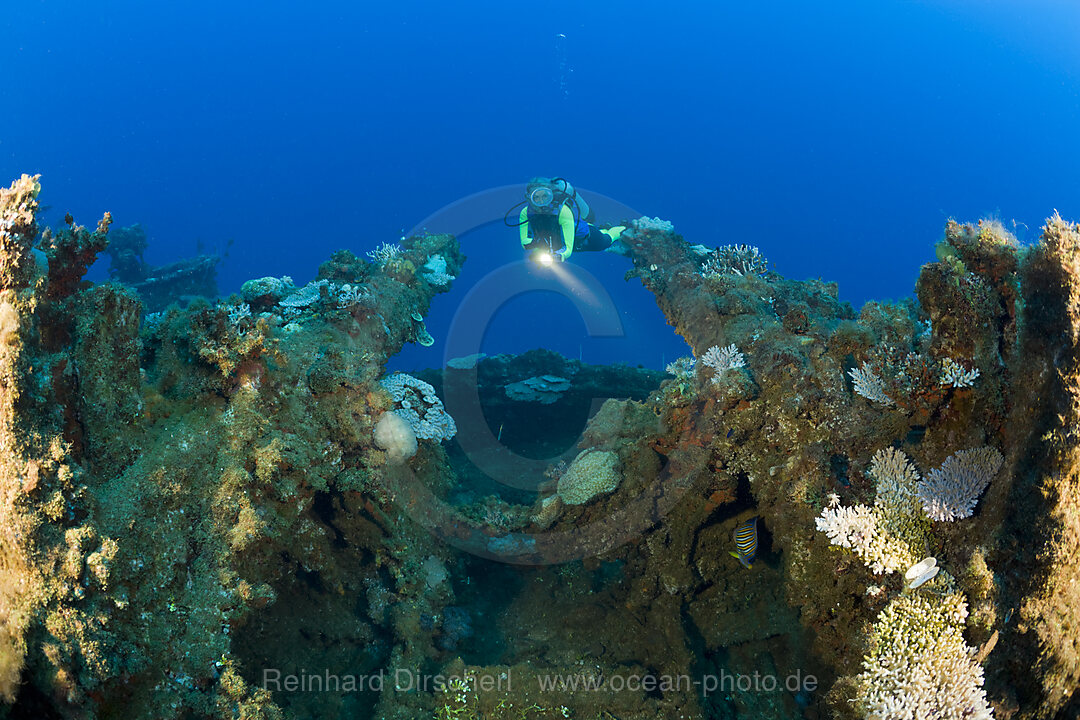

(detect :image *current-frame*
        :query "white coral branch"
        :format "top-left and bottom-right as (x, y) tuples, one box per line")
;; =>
(699, 344), (745, 383)
(917, 447), (1003, 521)
(849, 362), (894, 407)
(940, 358), (980, 388)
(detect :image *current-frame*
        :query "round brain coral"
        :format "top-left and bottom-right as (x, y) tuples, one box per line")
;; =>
(557, 450), (621, 505)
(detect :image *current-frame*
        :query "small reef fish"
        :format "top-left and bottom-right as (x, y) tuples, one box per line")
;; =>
(729, 516), (758, 569)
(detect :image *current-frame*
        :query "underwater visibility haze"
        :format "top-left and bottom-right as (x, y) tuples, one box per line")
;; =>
(2, 1), (1080, 719)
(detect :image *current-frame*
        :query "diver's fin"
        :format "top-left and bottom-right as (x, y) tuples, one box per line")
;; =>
(600, 225), (626, 242)
(604, 239), (630, 256)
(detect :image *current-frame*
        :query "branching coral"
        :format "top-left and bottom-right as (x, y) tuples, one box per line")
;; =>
(856, 591), (993, 720)
(815, 448), (928, 574)
(366, 242), (403, 265)
(815, 504), (877, 553)
(848, 362), (895, 407)
(849, 348), (975, 419)
(665, 356), (695, 377)
(336, 283), (368, 308)
(917, 447), (1003, 522)
(701, 244), (768, 278)
(664, 356), (697, 399)
(939, 357), (980, 388)
(699, 344), (746, 382)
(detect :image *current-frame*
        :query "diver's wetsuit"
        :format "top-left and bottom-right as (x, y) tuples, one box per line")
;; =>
(578, 224), (618, 252)
(520, 204), (580, 259)
(517, 177), (626, 261)
(519, 202), (619, 259)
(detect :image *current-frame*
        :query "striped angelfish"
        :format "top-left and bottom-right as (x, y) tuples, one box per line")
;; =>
(729, 516), (758, 569)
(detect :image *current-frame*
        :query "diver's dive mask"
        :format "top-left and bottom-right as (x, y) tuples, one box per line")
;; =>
(528, 185), (554, 210)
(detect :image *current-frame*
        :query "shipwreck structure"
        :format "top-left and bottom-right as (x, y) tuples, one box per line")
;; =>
(0, 175), (1077, 719)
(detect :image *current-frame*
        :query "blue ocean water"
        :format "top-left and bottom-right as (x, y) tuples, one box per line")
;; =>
(3, 0), (1078, 369)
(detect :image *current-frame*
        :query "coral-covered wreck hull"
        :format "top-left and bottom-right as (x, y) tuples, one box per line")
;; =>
(0, 175), (1077, 719)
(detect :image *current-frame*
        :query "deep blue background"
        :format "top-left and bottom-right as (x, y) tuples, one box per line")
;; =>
(3, 1), (1079, 369)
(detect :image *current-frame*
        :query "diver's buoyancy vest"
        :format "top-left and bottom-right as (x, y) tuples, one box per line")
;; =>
(526, 211), (563, 248)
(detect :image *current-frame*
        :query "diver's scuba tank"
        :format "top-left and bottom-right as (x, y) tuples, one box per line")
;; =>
(551, 177), (590, 223)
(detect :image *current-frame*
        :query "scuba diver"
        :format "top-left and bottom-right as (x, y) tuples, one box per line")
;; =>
(506, 177), (626, 264)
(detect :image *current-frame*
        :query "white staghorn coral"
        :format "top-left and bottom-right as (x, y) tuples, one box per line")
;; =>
(336, 283), (368, 309)
(870, 447), (922, 515)
(856, 592), (993, 720)
(701, 244), (768, 278)
(816, 503), (920, 576)
(815, 504), (877, 553)
(940, 357), (980, 388)
(848, 362), (895, 407)
(815, 448), (928, 574)
(699, 344), (746, 383)
(366, 242), (403, 264)
(665, 356), (696, 377)
(226, 303), (251, 330)
(917, 447), (1003, 521)
(817, 452), (994, 714)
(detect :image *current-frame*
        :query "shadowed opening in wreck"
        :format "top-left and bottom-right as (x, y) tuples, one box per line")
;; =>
(449, 554), (644, 665)
(414, 349), (670, 505)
